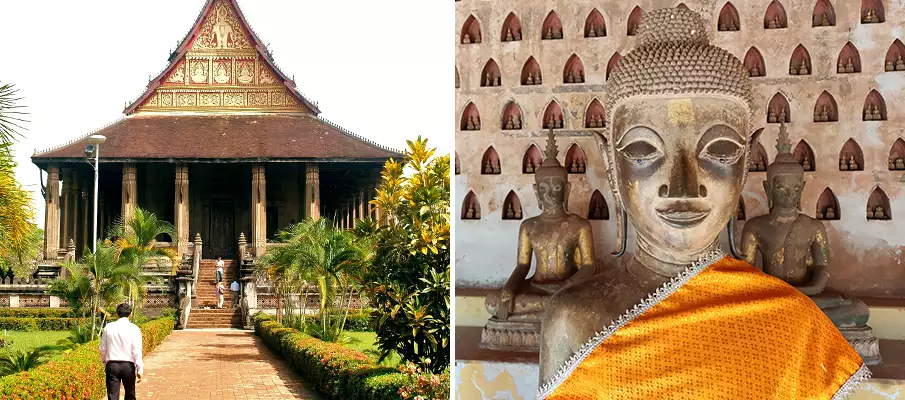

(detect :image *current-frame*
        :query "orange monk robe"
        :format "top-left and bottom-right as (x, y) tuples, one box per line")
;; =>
(538, 253), (868, 400)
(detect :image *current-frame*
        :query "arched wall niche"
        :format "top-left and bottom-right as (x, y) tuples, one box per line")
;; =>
(861, 0), (885, 23)
(837, 43), (861, 73)
(863, 90), (887, 121)
(501, 101), (523, 130)
(501, 12), (522, 42)
(543, 100), (564, 129)
(523, 145), (543, 174)
(839, 139), (865, 171)
(521, 57), (542, 85)
(502, 191), (523, 220)
(481, 59), (501, 87)
(455, 152), (461, 175)
(565, 144), (587, 174)
(563, 54), (585, 84)
(718, 2), (740, 31)
(768, 93), (791, 123)
(461, 191), (481, 220)
(588, 190), (610, 220)
(744, 47), (766, 77)
(481, 146), (501, 175)
(813, 91), (838, 122)
(606, 52), (622, 81)
(764, 1), (788, 29)
(461, 15), (481, 44)
(460, 102), (481, 131)
(585, 9), (607, 38)
(793, 140), (816, 171)
(813, 0), (836, 27)
(866, 187), (891, 220)
(585, 99), (605, 128)
(816, 188), (840, 220)
(888, 138), (905, 170)
(750, 140), (769, 172)
(542, 11), (563, 40)
(885, 40), (905, 72)
(627, 7), (643, 36)
(789, 45), (812, 76)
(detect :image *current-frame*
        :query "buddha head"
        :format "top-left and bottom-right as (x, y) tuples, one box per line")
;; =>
(764, 120), (804, 212)
(534, 129), (570, 214)
(597, 8), (758, 255)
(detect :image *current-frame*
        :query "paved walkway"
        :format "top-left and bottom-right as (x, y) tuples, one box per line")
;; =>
(129, 329), (321, 399)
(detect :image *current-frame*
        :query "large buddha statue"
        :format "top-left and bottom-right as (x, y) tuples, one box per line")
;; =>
(739, 120), (880, 364)
(481, 130), (597, 352)
(537, 8), (867, 399)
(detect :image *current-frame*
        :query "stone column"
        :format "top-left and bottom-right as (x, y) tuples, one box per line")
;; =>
(174, 163), (190, 256)
(122, 163), (137, 225)
(251, 163), (267, 257)
(59, 169), (72, 247)
(305, 163), (321, 221)
(43, 165), (61, 259)
(98, 192), (105, 242)
(81, 186), (89, 253)
(358, 187), (366, 222)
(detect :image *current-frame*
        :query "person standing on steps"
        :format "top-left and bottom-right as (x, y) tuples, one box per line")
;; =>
(230, 280), (240, 308)
(100, 303), (143, 400)
(215, 257), (224, 284)
(216, 282), (226, 309)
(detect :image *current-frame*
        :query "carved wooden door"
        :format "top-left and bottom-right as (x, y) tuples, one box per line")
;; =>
(205, 200), (235, 259)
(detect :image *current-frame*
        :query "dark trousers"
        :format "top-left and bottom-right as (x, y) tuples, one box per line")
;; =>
(105, 361), (136, 400)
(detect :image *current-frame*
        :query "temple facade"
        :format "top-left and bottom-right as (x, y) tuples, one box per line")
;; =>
(32, 0), (397, 264)
(455, 0), (905, 298)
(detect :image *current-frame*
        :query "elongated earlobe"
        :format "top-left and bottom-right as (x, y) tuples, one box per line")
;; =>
(727, 217), (741, 259)
(612, 207), (628, 257)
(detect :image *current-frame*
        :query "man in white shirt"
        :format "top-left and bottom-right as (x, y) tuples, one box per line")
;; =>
(216, 257), (224, 283)
(230, 280), (241, 308)
(100, 303), (144, 400)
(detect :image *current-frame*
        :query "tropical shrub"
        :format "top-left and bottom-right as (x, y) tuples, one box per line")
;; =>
(0, 316), (174, 399)
(253, 314), (448, 400)
(0, 348), (51, 376)
(0, 309), (73, 318)
(354, 137), (450, 372)
(0, 317), (83, 332)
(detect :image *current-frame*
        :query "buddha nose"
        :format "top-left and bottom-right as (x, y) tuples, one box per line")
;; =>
(658, 151), (706, 198)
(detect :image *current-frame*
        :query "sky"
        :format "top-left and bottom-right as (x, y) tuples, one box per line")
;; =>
(0, 0), (453, 226)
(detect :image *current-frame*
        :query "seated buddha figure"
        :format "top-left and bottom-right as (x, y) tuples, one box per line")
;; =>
(482, 130), (597, 352)
(740, 121), (880, 364)
(537, 8), (867, 399)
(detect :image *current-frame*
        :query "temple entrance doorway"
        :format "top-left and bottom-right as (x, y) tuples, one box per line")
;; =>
(203, 199), (236, 259)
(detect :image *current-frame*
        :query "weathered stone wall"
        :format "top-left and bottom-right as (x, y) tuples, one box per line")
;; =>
(456, 0), (905, 297)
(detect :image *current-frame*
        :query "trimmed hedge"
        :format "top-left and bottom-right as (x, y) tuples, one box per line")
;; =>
(253, 314), (447, 400)
(0, 316), (175, 400)
(0, 308), (73, 319)
(0, 317), (83, 331)
(305, 313), (371, 332)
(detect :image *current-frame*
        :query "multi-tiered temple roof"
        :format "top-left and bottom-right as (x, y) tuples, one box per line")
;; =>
(33, 0), (399, 164)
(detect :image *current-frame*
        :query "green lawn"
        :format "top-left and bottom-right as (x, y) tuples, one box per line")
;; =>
(344, 331), (401, 366)
(0, 331), (70, 356)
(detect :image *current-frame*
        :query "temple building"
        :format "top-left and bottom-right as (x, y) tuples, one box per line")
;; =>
(455, 0), (905, 397)
(31, 0), (397, 263)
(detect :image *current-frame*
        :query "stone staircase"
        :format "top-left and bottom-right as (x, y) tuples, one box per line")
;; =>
(189, 259), (241, 329)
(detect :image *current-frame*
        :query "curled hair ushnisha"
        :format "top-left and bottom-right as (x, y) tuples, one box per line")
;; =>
(595, 8), (759, 243)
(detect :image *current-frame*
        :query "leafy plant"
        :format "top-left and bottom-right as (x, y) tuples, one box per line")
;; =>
(0, 82), (33, 268)
(0, 348), (51, 376)
(56, 323), (97, 350)
(354, 137), (450, 373)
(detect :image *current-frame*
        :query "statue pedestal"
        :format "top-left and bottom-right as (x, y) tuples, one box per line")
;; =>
(480, 319), (540, 352)
(841, 325), (882, 365)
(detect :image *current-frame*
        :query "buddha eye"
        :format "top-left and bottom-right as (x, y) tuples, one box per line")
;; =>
(699, 138), (743, 165)
(618, 140), (663, 165)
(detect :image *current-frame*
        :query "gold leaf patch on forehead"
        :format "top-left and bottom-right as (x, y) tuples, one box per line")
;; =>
(667, 98), (695, 124)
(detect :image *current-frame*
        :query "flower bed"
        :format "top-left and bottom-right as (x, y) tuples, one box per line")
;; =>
(0, 316), (175, 399)
(253, 314), (448, 400)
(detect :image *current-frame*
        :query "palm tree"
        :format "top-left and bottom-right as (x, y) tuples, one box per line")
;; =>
(109, 207), (179, 304)
(79, 243), (143, 339)
(0, 82), (33, 266)
(48, 260), (92, 318)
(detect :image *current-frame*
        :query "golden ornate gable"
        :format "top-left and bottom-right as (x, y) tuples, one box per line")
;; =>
(129, 0), (314, 114)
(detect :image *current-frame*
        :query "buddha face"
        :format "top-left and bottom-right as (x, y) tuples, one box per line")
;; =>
(534, 174), (570, 212)
(609, 96), (751, 252)
(767, 174), (803, 210)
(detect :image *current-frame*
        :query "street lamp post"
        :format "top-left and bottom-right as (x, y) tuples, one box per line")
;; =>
(86, 135), (106, 254)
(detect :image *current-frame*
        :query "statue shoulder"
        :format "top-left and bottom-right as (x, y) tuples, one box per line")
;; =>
(566, 213), (593, 228)
(547, 268), (624, 326)
(741, 214), (769, 234)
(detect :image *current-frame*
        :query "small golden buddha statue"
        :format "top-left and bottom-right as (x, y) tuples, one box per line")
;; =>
(481, 130), (597, 352)
(537, 8), (867, 399)
(740, 121), (880, 364)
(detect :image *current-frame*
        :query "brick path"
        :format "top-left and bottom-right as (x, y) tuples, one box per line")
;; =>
(127, 329), (322, 399)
